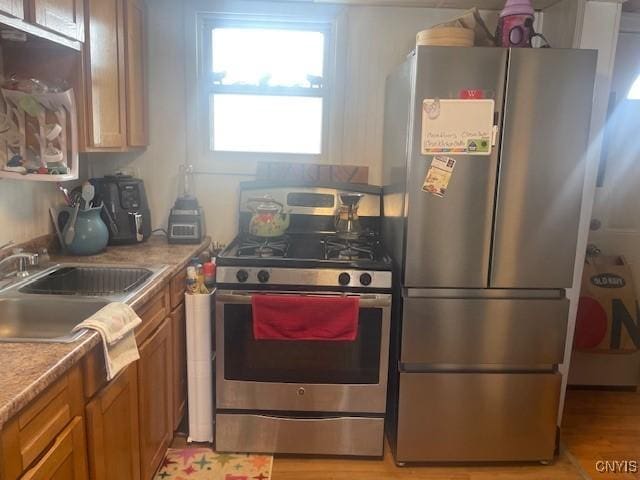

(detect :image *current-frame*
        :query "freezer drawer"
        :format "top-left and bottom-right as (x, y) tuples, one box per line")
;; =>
(401, 296), (568, 366)
(216, 413), (384, 456)
(491, 48), (597, 288)
(395, 372), (561, 462)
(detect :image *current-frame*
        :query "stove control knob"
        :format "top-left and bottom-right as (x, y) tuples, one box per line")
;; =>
(257, 270), (270, 283)
(359, 273), (372, 286)
(236, 270), (249, 283)
(338, 272), (351, 286)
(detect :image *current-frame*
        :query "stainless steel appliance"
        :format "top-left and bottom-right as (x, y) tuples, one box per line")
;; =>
(168, 165), (205, 244)
(215, 183), (392, 457)
(382, 47), (597, 463)
(168, 195), (204, 244)
(90, 175), (151, 245)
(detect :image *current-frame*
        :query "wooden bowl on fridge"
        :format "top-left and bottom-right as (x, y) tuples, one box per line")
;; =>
(416, 27), (474, 47)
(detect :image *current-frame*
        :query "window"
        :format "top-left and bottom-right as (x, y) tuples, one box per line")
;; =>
(202, 22), (329, 155)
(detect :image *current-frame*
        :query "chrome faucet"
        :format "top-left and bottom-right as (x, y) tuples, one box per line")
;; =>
(0, 244), (39, 278)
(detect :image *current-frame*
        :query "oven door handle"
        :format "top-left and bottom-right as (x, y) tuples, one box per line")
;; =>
(216, 292), (391, 308)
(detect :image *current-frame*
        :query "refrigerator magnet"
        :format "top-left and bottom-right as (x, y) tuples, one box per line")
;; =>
(421, 99), (494, 156)
(422, 156), (456, 197)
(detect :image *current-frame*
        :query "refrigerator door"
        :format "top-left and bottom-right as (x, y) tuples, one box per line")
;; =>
(490, 48), (597, 288)
(404, 47), (508, 288)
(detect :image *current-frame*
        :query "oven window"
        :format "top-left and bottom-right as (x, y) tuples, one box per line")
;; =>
(223, 304), (382, 384)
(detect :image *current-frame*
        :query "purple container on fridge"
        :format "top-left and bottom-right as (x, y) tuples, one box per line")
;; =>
(496, 0), (535, 47)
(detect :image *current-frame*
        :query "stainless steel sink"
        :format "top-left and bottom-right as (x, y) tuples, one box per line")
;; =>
(0, 297), (109, 343)
(19, 266), (153, 297)
(0, 263), (168, 343)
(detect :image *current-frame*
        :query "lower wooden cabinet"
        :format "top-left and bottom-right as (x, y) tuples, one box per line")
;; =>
(20, 416), (88, 480)
(171, 303), (187, 431)
(138, 317), (173, 480)
(85, 364), (140, 480)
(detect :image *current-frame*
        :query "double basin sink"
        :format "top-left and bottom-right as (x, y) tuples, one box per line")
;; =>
(0, 264), (167, 343)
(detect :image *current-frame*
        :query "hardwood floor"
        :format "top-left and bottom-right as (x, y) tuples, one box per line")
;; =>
(562, 387), (640, 480)
(271, 443), (585, 480)
(172, 436), (586, 479)
(170, 388), (640, 479)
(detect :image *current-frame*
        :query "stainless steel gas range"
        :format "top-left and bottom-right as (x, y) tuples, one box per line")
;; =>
(214, 183), (392, 457)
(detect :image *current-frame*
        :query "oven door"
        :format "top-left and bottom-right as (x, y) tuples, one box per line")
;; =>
(215, 290), (391, 414)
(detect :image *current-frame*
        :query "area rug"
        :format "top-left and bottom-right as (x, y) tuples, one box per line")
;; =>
(155, 448), (273, 480)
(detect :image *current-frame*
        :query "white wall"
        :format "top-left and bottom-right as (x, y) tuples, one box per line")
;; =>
(113, 0), (499, 246)
(0, 180), (59, 245)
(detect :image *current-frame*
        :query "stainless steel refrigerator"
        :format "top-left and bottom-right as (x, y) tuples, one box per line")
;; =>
(382, 47), (597, 464)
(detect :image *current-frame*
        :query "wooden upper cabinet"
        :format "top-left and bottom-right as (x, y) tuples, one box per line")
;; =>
(0, 0), (23, 18)
(83, 0), (126, 149)
(29, 0), (84, 41)
(85, 364), (141, 480)
(138, 317), (173, 480)
(20, 417), (88, 480)
(124, 0), (147, 147)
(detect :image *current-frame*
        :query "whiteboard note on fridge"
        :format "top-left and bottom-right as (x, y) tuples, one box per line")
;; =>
(421, 99), (495, 156)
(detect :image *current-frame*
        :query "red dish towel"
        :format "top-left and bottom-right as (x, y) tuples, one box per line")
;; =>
(252, 294), (360, 341)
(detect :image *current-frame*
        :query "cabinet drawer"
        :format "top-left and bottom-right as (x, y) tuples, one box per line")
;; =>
(401, 297), (568, 366)
(1, 366), (84, 479)
(395, 372), (561, 462)
(30, 0), (84, 41)
(83, 286), (170, 399)
(169, 270), (186, 310)
(20, 416), (88, 480)
(134, 286), (170, 346)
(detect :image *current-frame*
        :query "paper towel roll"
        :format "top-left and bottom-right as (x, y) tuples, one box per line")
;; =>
(185, 290), (214, 442)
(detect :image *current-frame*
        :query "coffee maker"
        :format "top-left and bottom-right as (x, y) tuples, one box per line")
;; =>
(335, 193), (364, 240)
(168, 165), (205, 244)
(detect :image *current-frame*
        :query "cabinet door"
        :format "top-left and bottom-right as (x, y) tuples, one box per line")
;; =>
(138, 318), (173, 480)
(84, 0), (126, 148)
(0, 0), (23, 18)
(171, 303), (187, 431)
(490, 48), (597, 288)
(20, 417), (88, 480)
(124, 0), (147, 147)
(86, 364), (141, 480)
(30, 0), (84, 41)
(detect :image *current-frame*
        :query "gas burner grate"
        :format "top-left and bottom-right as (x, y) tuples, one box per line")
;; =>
(237, 236), (289, 258)
(323, 238), (376, 261)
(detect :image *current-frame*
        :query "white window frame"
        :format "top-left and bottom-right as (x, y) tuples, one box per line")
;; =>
(199, 16), (333, 162)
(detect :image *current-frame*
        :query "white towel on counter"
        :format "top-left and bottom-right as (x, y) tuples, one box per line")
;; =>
(72, 302), (142, 380)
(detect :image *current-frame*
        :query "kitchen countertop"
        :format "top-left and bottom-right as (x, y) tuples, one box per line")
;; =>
(0, 235), (210, 429)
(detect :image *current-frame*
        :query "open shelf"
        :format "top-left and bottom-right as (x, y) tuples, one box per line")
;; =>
(0, 170), (76, 182)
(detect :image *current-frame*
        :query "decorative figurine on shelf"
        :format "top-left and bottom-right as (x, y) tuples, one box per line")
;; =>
(4, 154), (26, 174)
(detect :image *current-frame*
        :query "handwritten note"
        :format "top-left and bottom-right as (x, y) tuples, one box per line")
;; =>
(421, 99), (495, 156)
